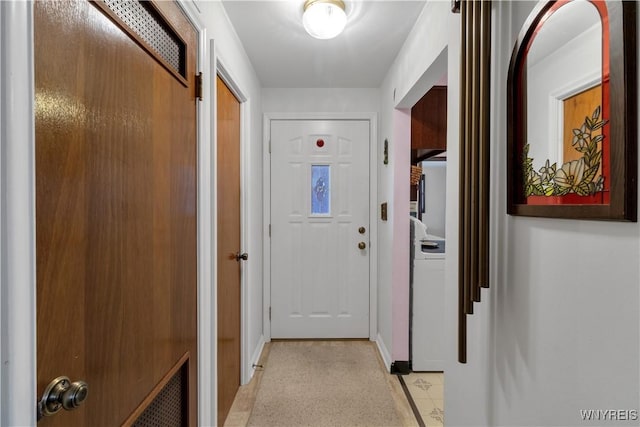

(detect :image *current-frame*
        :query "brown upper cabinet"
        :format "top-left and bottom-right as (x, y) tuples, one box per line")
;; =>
(411, 86), (447, 162)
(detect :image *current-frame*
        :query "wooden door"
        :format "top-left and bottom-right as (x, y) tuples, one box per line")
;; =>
(270, 120), (370, 338)
(563, 84), (602, 169)
(216, 76), (242, 426)
(35, 1), (198, 425)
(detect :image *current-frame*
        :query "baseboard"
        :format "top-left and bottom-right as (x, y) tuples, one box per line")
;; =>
(390, 360), (412, 375)
(411, 359), (444, 372)
(375, 333), (392, 372)
(246, 335), (265, 384)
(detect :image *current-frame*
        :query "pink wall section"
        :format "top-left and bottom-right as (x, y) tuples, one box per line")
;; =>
(391, 108), (411, 361)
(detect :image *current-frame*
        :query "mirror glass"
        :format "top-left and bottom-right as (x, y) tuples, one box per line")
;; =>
(508, 0), (637, 221)
(523, 0), (607, 201)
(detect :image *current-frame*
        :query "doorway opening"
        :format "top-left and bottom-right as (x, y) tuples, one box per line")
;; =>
(214, 60), (251, 426)
(262, 113), (379, 343)
(397, 48), (449, 426)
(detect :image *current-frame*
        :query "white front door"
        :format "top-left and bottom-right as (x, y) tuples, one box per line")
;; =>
(270, 119), (370, 338)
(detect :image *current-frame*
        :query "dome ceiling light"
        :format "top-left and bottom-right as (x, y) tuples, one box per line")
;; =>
(302, 0), (347, 40)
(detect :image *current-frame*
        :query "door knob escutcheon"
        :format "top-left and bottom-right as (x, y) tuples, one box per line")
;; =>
(38, 376), (88, 420)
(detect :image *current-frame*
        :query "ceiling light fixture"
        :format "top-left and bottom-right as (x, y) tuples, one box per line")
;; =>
(303, 0), (347, 40)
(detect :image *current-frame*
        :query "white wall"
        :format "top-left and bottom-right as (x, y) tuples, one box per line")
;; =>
(378, 0), (451, 363)
(261, 88), (379, 113)
(444, 2), (640, 426)
(377, 85), (395, 365)
(391, 107), (411, 362)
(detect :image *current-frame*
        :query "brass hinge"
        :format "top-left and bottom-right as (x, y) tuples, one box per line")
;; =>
(195, 72), (203, 101)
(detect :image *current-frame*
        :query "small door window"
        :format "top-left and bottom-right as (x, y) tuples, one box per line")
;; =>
(311, 165), (330, 215)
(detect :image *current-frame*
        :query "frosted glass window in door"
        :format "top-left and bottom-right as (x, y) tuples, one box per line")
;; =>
(311, 165), (330, 215)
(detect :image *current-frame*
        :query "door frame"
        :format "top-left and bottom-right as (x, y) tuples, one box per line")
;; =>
(0, 1), (212, 425)
(212, 52), (253, 389)
(0, 2), (36, 425)
(262, 113), (379, 341)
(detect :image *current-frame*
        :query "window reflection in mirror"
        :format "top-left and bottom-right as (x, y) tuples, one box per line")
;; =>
(525, 0), (607, 202)
(527, 1), (601, 165)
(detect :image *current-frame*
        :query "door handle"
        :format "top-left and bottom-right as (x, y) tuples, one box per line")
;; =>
(236, 252), (248, 261)
(37, 376), (88, 420)
(358, 242), (366, 250)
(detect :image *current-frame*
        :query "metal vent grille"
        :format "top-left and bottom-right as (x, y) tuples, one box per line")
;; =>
(103, 0), (186, 76)
(132, 366), (187, 427)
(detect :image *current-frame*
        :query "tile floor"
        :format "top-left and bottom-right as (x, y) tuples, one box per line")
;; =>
(402, 372), (445, 427)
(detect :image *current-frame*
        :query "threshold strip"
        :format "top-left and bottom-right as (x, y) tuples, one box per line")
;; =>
(397, 374), (426, 427)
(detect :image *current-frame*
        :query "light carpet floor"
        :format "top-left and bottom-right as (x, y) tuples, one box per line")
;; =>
(247, 340), (404, 427)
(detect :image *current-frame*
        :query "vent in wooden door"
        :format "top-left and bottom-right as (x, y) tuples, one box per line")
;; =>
(131, 362), (188, 427)
(101, 0), (186, 77)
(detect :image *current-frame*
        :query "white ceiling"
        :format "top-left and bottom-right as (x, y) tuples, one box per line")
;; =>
(221, 0), (427, 88)
(527, 1), (601, 66)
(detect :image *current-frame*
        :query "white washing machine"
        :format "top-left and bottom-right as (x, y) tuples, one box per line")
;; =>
(410, 217), (445, 372)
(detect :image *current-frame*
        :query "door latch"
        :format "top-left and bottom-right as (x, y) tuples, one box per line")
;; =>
(235, 252), (248, 261)
(37, 376), (88, 421)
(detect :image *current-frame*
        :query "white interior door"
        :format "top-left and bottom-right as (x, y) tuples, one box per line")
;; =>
(270, 119), (370, 338)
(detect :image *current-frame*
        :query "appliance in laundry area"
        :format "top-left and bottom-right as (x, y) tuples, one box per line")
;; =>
(410, 217), (445, 371)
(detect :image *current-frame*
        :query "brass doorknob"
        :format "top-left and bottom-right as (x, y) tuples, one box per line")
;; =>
(358, 242), (366, 250)
(358, 226), (366, 234)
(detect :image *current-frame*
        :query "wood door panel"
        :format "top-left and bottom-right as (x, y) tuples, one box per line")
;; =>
(35, 1), (197, 425)
(216, 76), (241, 427)
(35, 2), (90, 424)
(563, 85), (602, 164)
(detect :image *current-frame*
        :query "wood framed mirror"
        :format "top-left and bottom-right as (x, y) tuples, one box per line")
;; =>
(507, 0), (637, 221)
